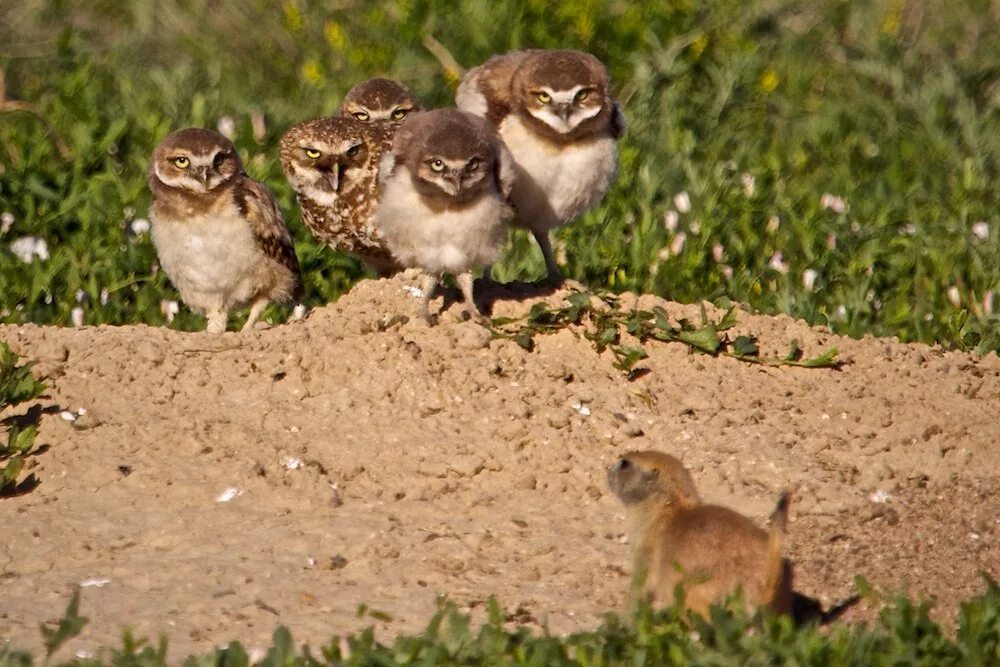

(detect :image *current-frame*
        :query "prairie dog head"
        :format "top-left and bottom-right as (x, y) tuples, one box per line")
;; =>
(607, 450), (701, 509)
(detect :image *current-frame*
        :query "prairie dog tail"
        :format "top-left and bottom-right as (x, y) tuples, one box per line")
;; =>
(763, 491), (791, 608)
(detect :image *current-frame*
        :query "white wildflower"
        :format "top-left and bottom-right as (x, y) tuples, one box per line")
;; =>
(900, 223), (917, 236)
(836, 305), (847, 318)
(160, 299), (179, 323)
(669, 232), (686, 256)
(217, 116), (237, 140)
(663, 210), (679, 232)
(740, 172), (755, 196)
(722, 265), (733, 279)
(291, 303), (307, 320)
(71, 307), (84, 327)
(826, 233), (837, 250)
(971, 221), (989, 240)
(947, 286), (961, 307)
(768, 252), (788, 274)
(10, 236), (48, 263)
(673, 191), (691, 213)
(802, 268), (819, 290)
(983, 290), (994, 315)
(820, 193), (846, 213)
(711, 243), (724, 263)
(75, 289), (87, 303)
(100, 288), (110, 306)
(130, 218), (150, 235)
(766, 215), (780, 233)
(1, 211), (13, 234)
(689, 219), (701, 235)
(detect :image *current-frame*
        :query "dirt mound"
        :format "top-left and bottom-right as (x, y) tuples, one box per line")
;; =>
(2, 276), (998, 657)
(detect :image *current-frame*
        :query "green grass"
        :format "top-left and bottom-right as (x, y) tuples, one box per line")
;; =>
(3, 579), (999, 665)
(1, 0), (999, 349)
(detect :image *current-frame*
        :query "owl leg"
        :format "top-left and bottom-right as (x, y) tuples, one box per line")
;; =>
(419, 273), (439, 325)
(206, 308), (228, 334)
(533, 230), (563, 285)
(456, 271), (488, 325)
(241, 298), (270, 333)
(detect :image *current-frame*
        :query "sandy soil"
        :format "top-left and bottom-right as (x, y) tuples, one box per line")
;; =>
(1, 276), (998, 659)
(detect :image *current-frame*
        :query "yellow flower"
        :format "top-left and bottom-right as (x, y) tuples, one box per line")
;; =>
(283, 1), (303, 32)
(690, 33), (709, 61)
(324, 20), (346, 52)
(760, 68), (779, 93)
(301, 60), (323, 85)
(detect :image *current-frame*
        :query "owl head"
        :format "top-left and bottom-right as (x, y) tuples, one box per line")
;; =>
(338, 78), (421, 125)
(280, 117), (382, 205)
(149, 128), (242, 194)
(512, 50), (613, 142)
(388, 109), (500, 207)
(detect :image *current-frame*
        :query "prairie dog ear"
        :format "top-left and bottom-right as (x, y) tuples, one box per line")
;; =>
(378, 152), (397, 187)
(496, 141), (517, 199)
(610, 101), (626, 139)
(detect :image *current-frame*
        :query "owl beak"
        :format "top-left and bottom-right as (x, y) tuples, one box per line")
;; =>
(442, 173), (461, 196)
(196, 167), (210, 189)
(322, 164), (341, 192)
(556, 104), (572, 123)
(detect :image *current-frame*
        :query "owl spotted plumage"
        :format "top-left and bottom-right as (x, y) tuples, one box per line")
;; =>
(375, 109), (515, 324)
(148, 128), (301, 334)
(280, 116), (398, 274)
(338, 78), (422, 126)
(457, 49), (624, 284)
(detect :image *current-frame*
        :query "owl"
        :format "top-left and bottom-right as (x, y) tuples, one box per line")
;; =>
(456, 49), (625, 284)
(374, 109), (515, 324)
(280, 116), (399, 274)
(337, 78), (422, 125)
(148, 128), (301, 334)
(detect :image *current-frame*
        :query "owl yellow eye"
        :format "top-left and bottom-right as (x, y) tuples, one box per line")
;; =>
(575, 89), (590, 103)
(391, 108), (408, 121)
(537, 92), (552, 104)
(172, 156), (190, 169)
(429, 159), (445, 172)
(346, 144), (362, 158)
(353, 111), (370, 121)
(304, 148), (322, 159)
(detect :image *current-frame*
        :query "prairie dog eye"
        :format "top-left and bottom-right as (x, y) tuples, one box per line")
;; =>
(466, 158), (480, 171)
(536, 91), (552, 104)
(575, 89), (590, 103)
(172, 156), (190, 169)
(304, 148), (322, 159)
(353, 111), (370, 121)
(391, 108), (408, 121)
(429, 159), (444, 172)
(346, 144), (362, 158)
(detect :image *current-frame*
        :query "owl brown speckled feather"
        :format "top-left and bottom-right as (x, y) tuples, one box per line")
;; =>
(280, 116), (399, 274)
(148, 127), (301, 334)
(457, 49), (625, 284)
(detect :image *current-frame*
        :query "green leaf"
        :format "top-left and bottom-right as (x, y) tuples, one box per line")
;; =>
(730, 335), (759, 357)
(40, 588), (88, 660)
(677, 325), (722, 354)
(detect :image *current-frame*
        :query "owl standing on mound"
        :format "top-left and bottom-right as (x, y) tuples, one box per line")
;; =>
(280, 116), (399, 275)
(375, 109), (515, 324)
(148, 128), (301, 334)
(337, 78), (422, 126)
(457, 49), (625, 284)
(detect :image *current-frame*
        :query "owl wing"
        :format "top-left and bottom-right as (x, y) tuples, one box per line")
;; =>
(609, 101), (627, 140)
(456, 51), (534, 125)
(234, 177), (302, 294)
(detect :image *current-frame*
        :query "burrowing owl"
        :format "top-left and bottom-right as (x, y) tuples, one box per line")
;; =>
(338, 78), (422, 126)
(148, 128), (301, 334)
(457, 49), (625, 284)
(280, 116), (399, 274)
(374, 109), (515, 324)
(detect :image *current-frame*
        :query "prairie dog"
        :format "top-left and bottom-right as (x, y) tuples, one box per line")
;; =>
(607, 450), (792, 617)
